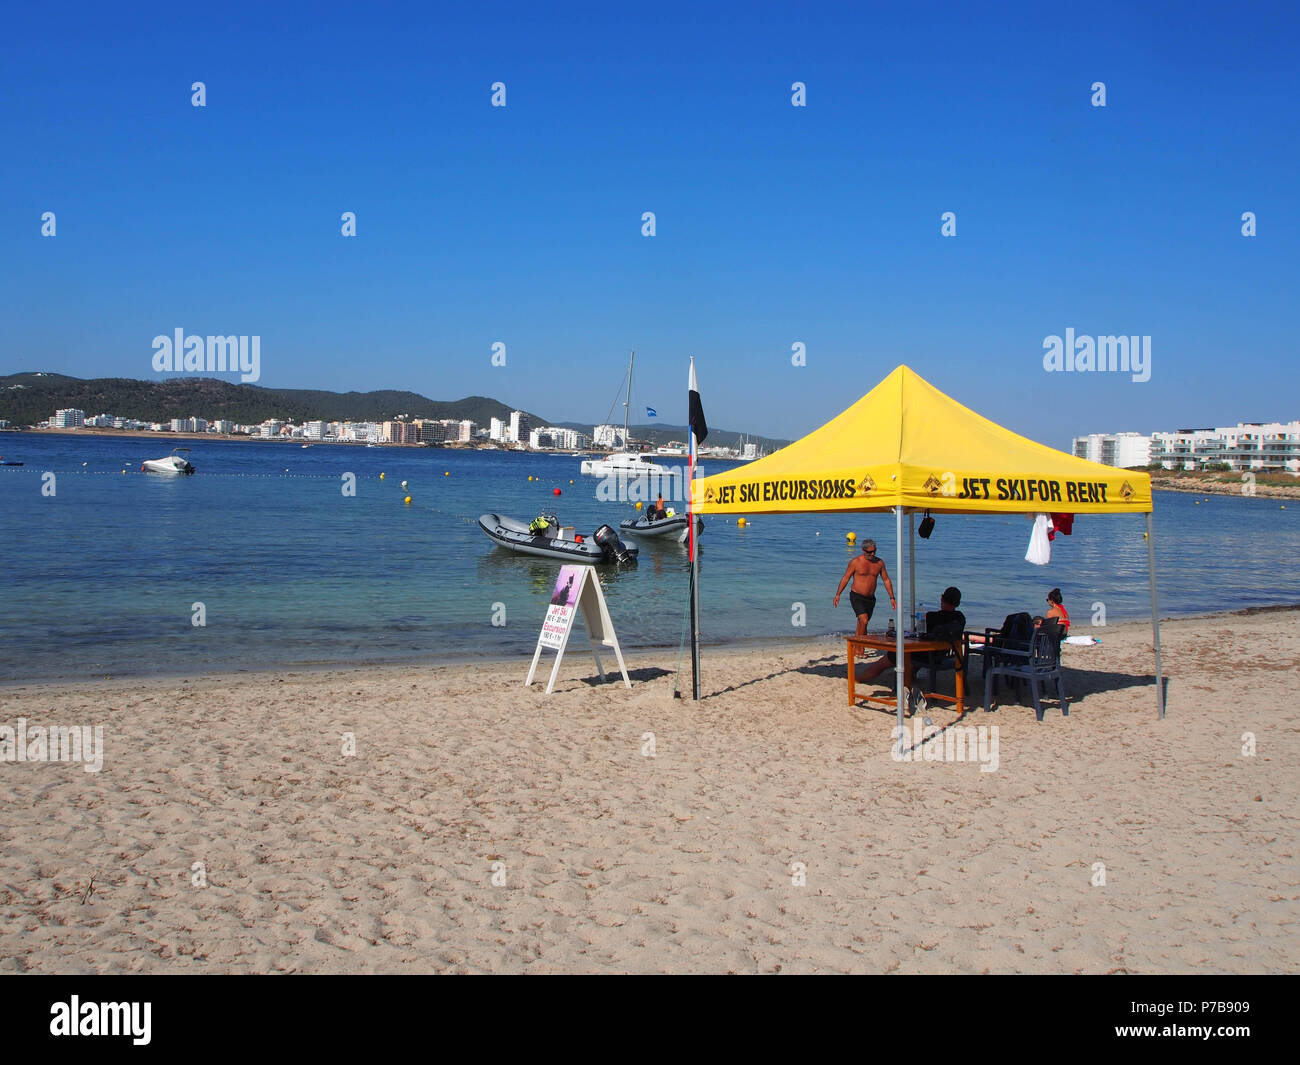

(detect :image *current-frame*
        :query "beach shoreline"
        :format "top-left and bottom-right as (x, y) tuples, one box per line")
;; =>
(1, 609), (1296, 973)
(3, 604), (1297, 691)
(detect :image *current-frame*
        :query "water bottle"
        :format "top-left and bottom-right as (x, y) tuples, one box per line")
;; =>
(886, 618), (895, 638)
(914, 601), (925, 635)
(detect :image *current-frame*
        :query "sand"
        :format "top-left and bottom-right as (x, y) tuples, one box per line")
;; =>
(1, 611), (1297, 974)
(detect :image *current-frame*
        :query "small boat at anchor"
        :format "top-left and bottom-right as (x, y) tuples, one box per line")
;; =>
(140, 448), (195, 475)
(619, 510), (702, 539)
(478, 513), (638, 565)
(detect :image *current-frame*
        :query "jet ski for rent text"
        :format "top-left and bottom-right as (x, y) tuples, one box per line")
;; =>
(478, 513), (638, 565)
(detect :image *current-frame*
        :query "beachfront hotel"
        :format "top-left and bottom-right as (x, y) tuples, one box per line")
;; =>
(1074, 422), (1300, 473)
(1072, 432), (1152, 468)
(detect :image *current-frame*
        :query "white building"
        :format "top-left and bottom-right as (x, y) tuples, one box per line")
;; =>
(1150, 421), (1300, 473)
(489, 417), (506, 442)
(509, 410), (529, 444)
(528, 426), (587, 451)
(592, 423), (624, 448)
(212, 419), (234, 434)
(53, 408), (85, 428)
(338, 421), (380, 443)
(305, 421), (327, 440)
(457, 420), (475, 443)
(259, 420), (283, 438)
(1071, 432), (1150, 468)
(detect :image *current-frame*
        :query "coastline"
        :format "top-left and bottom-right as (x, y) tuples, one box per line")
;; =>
(6, 428), (520, 450)
(4, 604), (1298, 690)
(1, 608), (1295, 973)
(1149, 473), (1300, 499)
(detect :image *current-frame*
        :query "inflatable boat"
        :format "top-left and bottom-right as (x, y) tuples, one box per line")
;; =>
(618, 510), (702, 539)
(478, 513), (638, 565)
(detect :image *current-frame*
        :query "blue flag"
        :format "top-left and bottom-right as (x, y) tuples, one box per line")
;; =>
(645, 406), (657, 418)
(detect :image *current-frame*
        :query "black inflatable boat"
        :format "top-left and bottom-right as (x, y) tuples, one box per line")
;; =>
(478, 513), (638, 565)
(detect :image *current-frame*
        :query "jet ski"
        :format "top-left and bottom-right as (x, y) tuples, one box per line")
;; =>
(478, 513), (638, 565)
(619, 508), (702, 539)
(141, 448), (195, 474)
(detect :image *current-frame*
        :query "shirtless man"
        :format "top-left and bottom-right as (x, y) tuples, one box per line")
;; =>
(833, 539), (896, 635)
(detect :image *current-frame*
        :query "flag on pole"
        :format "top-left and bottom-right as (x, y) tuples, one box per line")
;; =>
(645, 406), (657, 418)
(688, 363), (708, 444)
(687, 356), (704, 700)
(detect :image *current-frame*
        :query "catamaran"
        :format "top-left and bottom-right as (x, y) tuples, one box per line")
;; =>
(580, 351), (675, 477)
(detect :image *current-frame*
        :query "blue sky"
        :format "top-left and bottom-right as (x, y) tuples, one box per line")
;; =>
(1, 0), (1296, 445)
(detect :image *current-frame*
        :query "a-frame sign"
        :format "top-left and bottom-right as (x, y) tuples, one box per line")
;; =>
(526, 564), (631, 694)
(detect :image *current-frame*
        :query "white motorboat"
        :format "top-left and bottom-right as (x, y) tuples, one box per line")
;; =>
(140, 448), (195, 475)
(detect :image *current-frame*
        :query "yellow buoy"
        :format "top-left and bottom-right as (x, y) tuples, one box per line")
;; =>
(404, 496), (412, 504)
(847, 531), (856, 542)
(635, 501), (643, 509)
(737, 517), (747, 526)
(445, 471), (450, 476)
(527, 475), (533, 481)
(380, 472), (385, 479)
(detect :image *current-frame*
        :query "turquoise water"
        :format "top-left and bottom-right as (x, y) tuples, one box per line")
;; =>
(1, 433), (1297, 681)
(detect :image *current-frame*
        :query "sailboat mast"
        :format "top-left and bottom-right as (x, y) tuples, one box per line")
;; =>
(623, 350), (634, 448)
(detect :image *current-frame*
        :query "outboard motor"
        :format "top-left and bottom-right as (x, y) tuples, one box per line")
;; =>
(593, 524), (636, 565)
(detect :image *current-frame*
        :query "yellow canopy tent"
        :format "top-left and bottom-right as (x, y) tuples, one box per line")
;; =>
(689, 365), (1164, 725)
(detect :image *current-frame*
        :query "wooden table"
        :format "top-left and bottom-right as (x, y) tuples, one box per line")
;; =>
(846, 634), (965, 716)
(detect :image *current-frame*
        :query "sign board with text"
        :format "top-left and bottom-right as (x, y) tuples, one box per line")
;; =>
(526, 565), (630, 694)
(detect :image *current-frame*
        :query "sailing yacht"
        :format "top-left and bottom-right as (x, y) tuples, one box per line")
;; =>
(579, 351), (675, 476)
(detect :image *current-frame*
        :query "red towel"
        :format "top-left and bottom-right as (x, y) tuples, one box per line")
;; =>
(1051, 513), (1074, 535)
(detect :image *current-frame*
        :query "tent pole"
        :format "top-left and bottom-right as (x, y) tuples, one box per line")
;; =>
(908, 509), (916, 631)
(1147, 512), (1164, 719)
(896, 505), (905, 739)
(689, 436), (701, 700)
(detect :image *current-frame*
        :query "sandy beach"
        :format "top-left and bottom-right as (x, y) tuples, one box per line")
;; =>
(1, 610), (1296, 974)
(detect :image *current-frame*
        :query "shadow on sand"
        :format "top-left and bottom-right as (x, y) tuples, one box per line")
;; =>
(703, 651), (1162, 716)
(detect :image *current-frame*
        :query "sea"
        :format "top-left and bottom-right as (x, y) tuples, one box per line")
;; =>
(2, 433), (1297, 682)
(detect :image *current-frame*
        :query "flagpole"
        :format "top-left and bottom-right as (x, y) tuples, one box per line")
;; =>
(688, 357), (702, 700)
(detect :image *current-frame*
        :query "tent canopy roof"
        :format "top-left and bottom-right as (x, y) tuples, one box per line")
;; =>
(691, 365), (1152, 515)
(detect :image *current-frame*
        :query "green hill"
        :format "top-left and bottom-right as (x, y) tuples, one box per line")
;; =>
(0, 373), (544, 428)
(0, 372), (789, 450)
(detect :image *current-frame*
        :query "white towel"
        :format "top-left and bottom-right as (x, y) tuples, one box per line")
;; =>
(1025, 514), (1051, 565)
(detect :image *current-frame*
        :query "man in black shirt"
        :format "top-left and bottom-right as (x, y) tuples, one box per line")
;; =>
(858, 586), (965, 684)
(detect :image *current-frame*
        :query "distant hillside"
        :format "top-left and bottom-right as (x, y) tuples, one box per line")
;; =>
(0, 372), (789, 449)
(0, 373), (544, 428)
